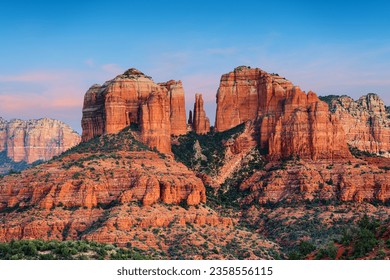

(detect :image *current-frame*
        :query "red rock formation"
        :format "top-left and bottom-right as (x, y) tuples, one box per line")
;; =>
(81, 69), (187, 153)
(159, 80), (187, 136)
(215, 67), (268, 131)
(267, 89), (351, 160)
(192, 93), (210, 134)
(0, 145), (205, 213)
(328, 94), (390, 157)
(81, 84), (105, 141)
(240, 160), (389, 204)
(0, 126), (210, 244)
(0, 118), (80, 163)
(215, 66), (351, 160)
(140, 92), (172, 154)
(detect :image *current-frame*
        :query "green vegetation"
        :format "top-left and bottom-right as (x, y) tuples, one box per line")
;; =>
(172, 123), (246, 176)
(316, 242), (338, 260)
(207, 147), (265, 210)
(284, 212), (388, 260)
(318, 95), (342, 111)
(348, 145), (378, 158)
(57, 126), (151, 158)
(0, 239), (152, 260)
(339, 214), (382, 259)
(288, 241), (316, 260)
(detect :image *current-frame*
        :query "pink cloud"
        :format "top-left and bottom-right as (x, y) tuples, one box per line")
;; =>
(0, 71), (71, 83)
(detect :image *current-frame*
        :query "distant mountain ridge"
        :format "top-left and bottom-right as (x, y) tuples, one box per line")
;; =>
(320, 93), (390, 157)
(0, 117), (80, 174)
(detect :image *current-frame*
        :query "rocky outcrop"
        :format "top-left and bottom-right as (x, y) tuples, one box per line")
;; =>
(0, 118), (80, 164)
(240, 159), (389, 204)
(215, 66), (351, 160)
(326, 94), (390, 157)
(140, 92), (172, 154)
(159, 80), (187, 136)
(0, 128), (205, 211)
(0, 151), (205, 211)
(0, 127), (210, 245)
(192, 93), (210, 134)
(81, 69), (187, 153)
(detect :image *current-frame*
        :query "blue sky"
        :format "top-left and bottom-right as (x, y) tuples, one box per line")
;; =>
(1, 0), (389, 133)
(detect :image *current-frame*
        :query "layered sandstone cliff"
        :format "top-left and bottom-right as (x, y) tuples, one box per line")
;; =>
(159, 80), (188, 135)
(325, 94), (390, 157)
(215, 66), (351, 160)
(81, 69), (187, 153)
(140, 92), (172, 154)
(240, 159), (389, 204)
(192, 93), (210, 134)
(0, 127), (208, 243)
(0, 117), (80, 164)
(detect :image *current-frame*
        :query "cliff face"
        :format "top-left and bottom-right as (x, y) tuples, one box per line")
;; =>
(215, 66), (351, 160)
(192, 93), (210, 134)
(159, 80), (188, 136)
(0, 118), (80, 164)
(326, 94), (390, 157)
(81, 69), (187, 153)
(140, 92), (172, 154)
(0, 128), (207, 244)
(240, 159), (389, 204)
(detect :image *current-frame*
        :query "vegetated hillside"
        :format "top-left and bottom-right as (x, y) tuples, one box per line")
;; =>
(172, 122), (390, 260)
(172, 124), (246, 176)
(0, 239), (151, 260)
(319, 95), (342, 109)
(0, 125), (282, 260)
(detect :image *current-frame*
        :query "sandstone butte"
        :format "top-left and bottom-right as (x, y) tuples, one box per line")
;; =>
(0, 117), (80, 164)
(0, 65), (388, 250)
(210, 66), (389, 204)
(215, 66), (352, 160)
(192, 93), (210, 134)
(327, 94), (390, 157)
(81, 69), (188, 154)
(0, 128), (209, 243)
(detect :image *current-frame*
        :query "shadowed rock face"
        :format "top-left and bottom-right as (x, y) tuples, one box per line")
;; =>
(81, 69), (187, 153)
(0, 117), (80, 164)
(215, 66), (351, 160)
(326, 94), (390, 157)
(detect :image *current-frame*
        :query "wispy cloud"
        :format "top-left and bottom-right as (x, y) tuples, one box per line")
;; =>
(84, 58), (95, 67)
(101, 63), (124, 75)
(0, 71), (69, 83)
(0, 69), (90, 132)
